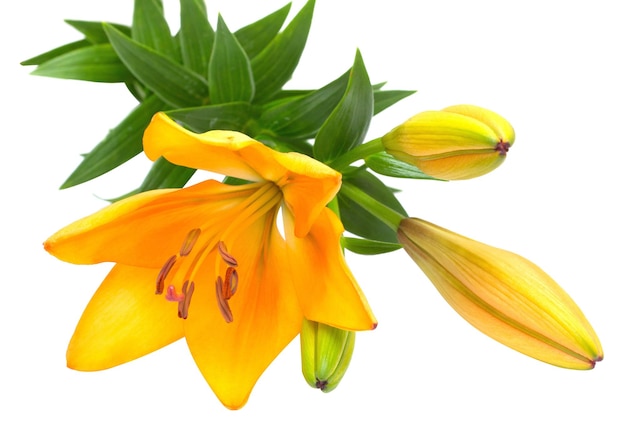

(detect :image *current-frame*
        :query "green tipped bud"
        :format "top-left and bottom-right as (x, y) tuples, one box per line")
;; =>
(300, 319), (356, 393)
(381, 104), (515, 180)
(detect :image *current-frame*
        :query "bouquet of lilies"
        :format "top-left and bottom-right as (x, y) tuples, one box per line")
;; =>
(24, 0), (602, 410)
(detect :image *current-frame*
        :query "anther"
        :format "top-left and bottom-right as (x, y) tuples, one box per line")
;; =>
(156, 255), (177, 294)
(217, 241), (238, 267)
(178, 280), (194, 319)
(223, 267), (239, 298)
(215, 277), (234, 323)
(180, 228), (201, 256)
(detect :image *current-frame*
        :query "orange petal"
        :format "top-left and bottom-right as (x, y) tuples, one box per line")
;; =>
(184, 214), (302, 409)
(143, 113), (342, 237)
(67, 264), (184, 371)
(143, 112), (271, 182)
(45, 180), (256, 268)
(285, 208), (377, 331)
(274, 151), (342, 237)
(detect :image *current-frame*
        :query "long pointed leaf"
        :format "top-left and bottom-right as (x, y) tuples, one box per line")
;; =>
(259, 69), (350, 138)
(167, 102), (251, 133)
(61, 95), (165, 188)
(341, 237), (401, 255)
(313, 50), (373, 161)
(365, 152), (439, 180)
(179, 0), (214, 76)
(234, 3), (291, 59)
(374, 89), (416, 115)
(208, 16), (254, 104)
(31, 44), (132, 83)
(250, 0), (315, 102)
(65, 20), (131, 44)
(21, 40), (90, 66)
(105, 23), (208, 108)
(132, 0), (177, 59)
(338, 168), (407, 243)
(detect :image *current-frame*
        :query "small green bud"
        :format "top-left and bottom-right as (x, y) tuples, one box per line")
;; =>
(381, 104), (515, 180)
(300, 319), (356, 392)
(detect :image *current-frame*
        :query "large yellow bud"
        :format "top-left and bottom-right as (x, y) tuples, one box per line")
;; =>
(397, 217), (603, 369)
(382, 104), (515, 180)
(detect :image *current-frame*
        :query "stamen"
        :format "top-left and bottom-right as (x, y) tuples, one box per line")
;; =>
(180, 228), (201, 256)
(217, 241), (238, 267)
(215, 277), (234, 323)
(225, 268), (238, 296)
(178, 280), (194, 319)
(156, 255), (177, 295)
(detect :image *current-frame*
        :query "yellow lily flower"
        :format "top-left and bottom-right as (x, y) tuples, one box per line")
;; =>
(44, 112), (377, 409)
(397, 217), (602, 369)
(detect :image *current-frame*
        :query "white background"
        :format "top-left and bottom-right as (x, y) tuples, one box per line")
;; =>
(3, 1), (625, 444)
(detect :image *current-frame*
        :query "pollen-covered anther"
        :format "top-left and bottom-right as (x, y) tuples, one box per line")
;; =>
(156, 255), (177, 294)
(215, 276), (234, 323)
(178, 280), (194, 319)
(180, 228), (201, 256)
(217, 241), (238, 267)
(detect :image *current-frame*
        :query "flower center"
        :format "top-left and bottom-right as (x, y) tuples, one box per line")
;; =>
(154, 182), (282, 321)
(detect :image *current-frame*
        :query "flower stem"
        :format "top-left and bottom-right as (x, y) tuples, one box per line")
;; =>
(340, 182), (404, 232)
(330, 138), (385, 171)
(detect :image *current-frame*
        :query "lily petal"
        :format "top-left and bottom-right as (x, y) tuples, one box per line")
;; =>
(285, 208), (377, 331)
(67, 264), (184, 371)
(143, 113), (342, 237)
(45, 180), (258, 268)
(144, 112), (264, 181)
(184, 213), (301, 409)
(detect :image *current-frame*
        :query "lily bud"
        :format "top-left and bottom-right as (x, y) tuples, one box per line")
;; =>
(381, 104), (515, 180)
(397, 218), (603, 370)
(300, 319), (356, 392)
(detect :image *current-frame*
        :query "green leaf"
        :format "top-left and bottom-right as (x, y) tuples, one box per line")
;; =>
(61, 94), (165, 188)
(341, 237), (401, 255)
(31, 44), (132, 82)
(21, 40), (90, 66)
(167, 101), (251, 133)
(365, 152), (439, 180)
(313, 50), (373, 162)
(208, 16), (255, 104)
(338, 168), (407, 243)
(374, 89), (416, 115)
(132, 0), (177, 59)
(179, 0), (214, 76)
(235, 3), (291, 60)
(65, 20), (131, 44)
(255, 134), (314, 156)
(250, 0), (315, 102)
(140, 158), (195, 190)
(258, 69), (350, 138)
(105, 23), (208, 108)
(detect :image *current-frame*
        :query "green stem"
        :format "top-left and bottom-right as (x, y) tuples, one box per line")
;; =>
(340, 182), (404, 232)
(330, 138), (385, 171)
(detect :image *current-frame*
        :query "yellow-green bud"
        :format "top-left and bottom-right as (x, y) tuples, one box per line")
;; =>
(381, 104), (515, 180)
(397, 217), (603, 370)
(300, 319), (356, 393)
